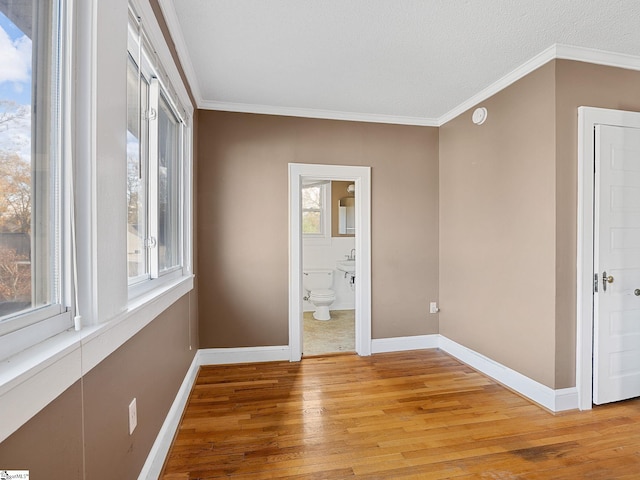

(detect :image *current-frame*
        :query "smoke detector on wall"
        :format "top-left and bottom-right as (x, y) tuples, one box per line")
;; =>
(472, 107), (488, 125)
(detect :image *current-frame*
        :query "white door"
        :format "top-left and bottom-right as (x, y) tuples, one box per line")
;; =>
(594, 124), (640, 404)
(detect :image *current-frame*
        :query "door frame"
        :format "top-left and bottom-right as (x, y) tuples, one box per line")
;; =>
(577, 107), (640, 410)
(288, 163), (372, 361)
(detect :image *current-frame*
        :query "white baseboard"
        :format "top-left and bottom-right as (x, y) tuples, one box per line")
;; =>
(138, 352), (200, 480)
(198, 345), (290, 365)
(438, 336), (578, 412)
(140, 335), (579, 478)
(139, 345), (290, 479)
(371, 335), (439, 354)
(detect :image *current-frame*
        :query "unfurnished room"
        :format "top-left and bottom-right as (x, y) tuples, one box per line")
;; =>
(1, 1), (640, 478)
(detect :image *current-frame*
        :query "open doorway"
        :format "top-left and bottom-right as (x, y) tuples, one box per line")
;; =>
(301, 178), (356, 355)
(288, 163), (371, 361)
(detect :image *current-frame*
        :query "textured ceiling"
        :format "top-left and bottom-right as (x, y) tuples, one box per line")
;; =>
(160, 0), (640, 125)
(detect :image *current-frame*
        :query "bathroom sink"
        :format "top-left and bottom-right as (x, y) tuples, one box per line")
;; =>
(336, 260), (356, 273)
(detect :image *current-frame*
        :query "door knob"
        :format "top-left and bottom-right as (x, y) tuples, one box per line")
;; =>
(602, 271), (614, 292)
(635, 289), (640, 297)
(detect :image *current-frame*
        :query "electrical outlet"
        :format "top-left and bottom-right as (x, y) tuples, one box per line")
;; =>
(429, 302), (439, 314)
(128, 398), (137, 435)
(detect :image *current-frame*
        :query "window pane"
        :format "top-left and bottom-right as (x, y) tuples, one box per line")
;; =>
(302, 186), (321, 209)
(302, 185), (323, 235)
(0, 3), (58, 319)
(157, 92), (180, 272)
(302, 211), (321, 234)
(126, 55), (148, 281)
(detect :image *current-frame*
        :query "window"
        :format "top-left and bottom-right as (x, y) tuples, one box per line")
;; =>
(302, 185), (324, 235)
(0, 0), (68, 350)
(127, 53), (149, 281)
(302, 182), (330, 244)
(127, 9), (187, 290)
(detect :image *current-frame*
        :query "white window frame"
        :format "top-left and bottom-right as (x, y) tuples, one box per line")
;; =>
(0, 0), (72, 362)
(126, 8), (191, 299)
(0, 0), (194, 445)
(302, 181), (331, 246)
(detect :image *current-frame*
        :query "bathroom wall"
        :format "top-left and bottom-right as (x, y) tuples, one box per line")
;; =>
(303, 236), (356, 311)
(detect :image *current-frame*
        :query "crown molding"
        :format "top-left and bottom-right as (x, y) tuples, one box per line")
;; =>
(200, 45), (640, 127)
(437, 45), (557, 126)
(555, 44), (640, 71)
(438, 44), (640, 126)
(153, 3), (640, 129)
(199, 100), (440, 126)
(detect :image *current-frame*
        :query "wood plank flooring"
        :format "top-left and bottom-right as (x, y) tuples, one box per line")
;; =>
(161, 350), (640, 479)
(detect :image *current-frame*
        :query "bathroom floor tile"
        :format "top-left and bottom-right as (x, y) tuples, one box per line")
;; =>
(303, 309), (355, 356)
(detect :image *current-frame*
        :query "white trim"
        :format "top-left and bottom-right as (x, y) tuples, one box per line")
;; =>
(439, 44), (640, 126)
(81, 276), (193, 374)
(138, 352), (200, 480)
(198, 346), (290, 365)
(198, 100), (438, 127)
(555, 44), (640, 72)
(142, 15), (640, 127)
(0, 335), (82, 444)
(0, 276), (193, 443)
(129, 0), (193, 116)
(576, 107), (640, 411)
(437, 44), (557, 126)
(371, 335), (439, 354)
(135, 333), (580, 471)
(439, 336), (578, 412)
(289, 164), (372, 361)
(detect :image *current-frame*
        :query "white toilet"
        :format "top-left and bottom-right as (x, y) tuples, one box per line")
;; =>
(303, 269), (336, 321)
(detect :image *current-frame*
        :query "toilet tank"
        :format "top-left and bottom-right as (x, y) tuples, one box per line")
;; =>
(303, 269), (334, 291)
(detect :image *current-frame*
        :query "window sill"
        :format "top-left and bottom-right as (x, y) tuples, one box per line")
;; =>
(0, 274), (194, 443)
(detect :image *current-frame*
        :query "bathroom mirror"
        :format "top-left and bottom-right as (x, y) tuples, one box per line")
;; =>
(331, 181), (355, 236)
(338, 197), (355, 234)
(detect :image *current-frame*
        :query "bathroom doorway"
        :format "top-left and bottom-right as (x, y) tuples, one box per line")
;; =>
(302, 179), (356, 355)
(288, 163), (371, 361)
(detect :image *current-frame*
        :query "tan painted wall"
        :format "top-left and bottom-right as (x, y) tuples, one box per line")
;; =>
(0, 382), (83, 477)
(440, 60), (640, 389)
(554, 60), (640, 387)
(439, 61), (558, 388)
(197, 112), (439, 346)
(0, 293), (196, 478)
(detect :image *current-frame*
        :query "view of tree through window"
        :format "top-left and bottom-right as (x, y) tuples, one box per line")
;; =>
(0, 8), (33, 317)
(302, 185), (322, 234)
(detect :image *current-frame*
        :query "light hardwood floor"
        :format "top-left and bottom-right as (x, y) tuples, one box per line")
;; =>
(161, 350), (640, 479)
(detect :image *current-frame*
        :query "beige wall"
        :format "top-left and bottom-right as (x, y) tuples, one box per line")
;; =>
(0, 382), (83, 477)
(554, 60), (640, 387)
(439, 62), (558, 387)
(0, 293), (197, 479)
(440, 60), (640, 389)
(197, 112), (440, 346)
